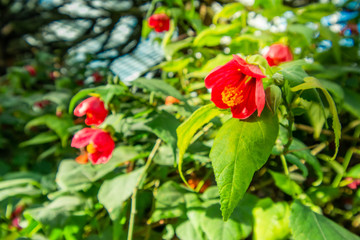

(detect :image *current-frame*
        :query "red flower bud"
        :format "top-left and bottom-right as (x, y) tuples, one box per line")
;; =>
(24, 65), (36, 76)
(34, 100), (51, 109)
(165, 96), (180, 105)
(148, 13), (170, 33)
(263, 44), (293, 66)
(205, 55), (266, 119)
(74, 96), (108, 126)
(346, 177), (360, 190)
(71, 128), (114, 164)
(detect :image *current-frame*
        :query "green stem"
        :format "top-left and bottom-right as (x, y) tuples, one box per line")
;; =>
(332, 147), (354, 187)
(280, 154), (289, 176)
(127, 139), (162, 240)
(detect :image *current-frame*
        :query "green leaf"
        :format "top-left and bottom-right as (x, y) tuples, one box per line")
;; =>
(287, 24), (314, 46)
(280, 65), (307, 87)
(160, 58), (192, 72)
(200, 194), (257, 240)
(176, 220), (204, 240)
(0, 186), (41, 202)
(347, 164), (360, 178)
(188, 54), (233, 78)
(26, 196), (84, 228)
(210, 110), (279, 220)
(177, 104), (223, 185)
(213, 3), (244, 23)
(25, 115), (74, 147)
(290, 200), (360, 240)
(150, 181), (188, 223)
(98, 167), (144, 220)
(69, 85), (127, 113)
(19, 132), (58, 147)
(164, 37), (194, 58)
(291, 77), (341, 161)
(132, 78), (186, 102)
(146, 111), (180, 150)
(194, 22), (242, 47)
(343, 89), (360, 119)
(253, 198), (290, 240)
(269, 171), (303, 197)
(285, 153), (308, 177)
(290, 138), (323, 185)
(307, 186), (340, 206)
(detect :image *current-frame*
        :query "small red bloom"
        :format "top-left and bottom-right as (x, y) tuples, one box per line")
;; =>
(24, 65), (36, 76)
(34, 100), (51, 109)
(71, 128), (115, 164)
(165, 96), (180, 105)
(346, 177), (360, 190)
(263, 44), (293, 66)
(92, 72), (103, 83)
(148, 13), (170, 33)
(74, 96), (108, 126)
(205, 55), (266, 119)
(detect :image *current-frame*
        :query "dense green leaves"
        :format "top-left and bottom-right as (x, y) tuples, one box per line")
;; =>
(210, 110), (279, 220)
(290, 200), (360, 240)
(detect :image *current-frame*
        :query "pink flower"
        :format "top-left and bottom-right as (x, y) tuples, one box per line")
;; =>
(148, 13), (170, 32)
(263, 44), (293, 66)
(74, 96), (108, 126)
(71, 128), (115, 164)
(205, 55), (266, 119)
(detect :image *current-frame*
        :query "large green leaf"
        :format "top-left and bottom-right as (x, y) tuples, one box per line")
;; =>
(176, 104), (223, 185)
(98, 167), (144, 220)
(210, 110), (278, 220)
(253, 198), (290, 240)
(25, 115), (74, 147)
(290, 200), (360, 240)
(291, 77), (341, 161)
(19, 132), (58, 147)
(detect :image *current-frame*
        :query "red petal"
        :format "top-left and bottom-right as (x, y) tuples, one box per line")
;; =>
(233, 55), (266, 79)
(92, 131), (115, 152)
(204, 60), (241, 89)
(71, 128), (101, 148)
(230, 80), (257, 119)
(255, 79), (265, 116)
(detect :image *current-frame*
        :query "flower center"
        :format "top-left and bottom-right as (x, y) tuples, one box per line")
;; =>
(86, 143), (97, 154)
(221, 85), (244, 107)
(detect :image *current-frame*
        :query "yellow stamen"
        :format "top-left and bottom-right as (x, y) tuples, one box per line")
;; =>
(86, 143), (97, 154)
(221, 85), (244, 107)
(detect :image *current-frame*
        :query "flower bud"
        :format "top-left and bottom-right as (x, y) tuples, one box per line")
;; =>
(272, 73), (284, 86)
(265, 85), (282, 114)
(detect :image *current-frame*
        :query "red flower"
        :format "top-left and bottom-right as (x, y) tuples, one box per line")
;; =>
(74, 96), (108, 126)
(92, 72), (103, 83)
(24, 65), (36, 76)
(165, 96), (180, 105)
(205, 55), (266, 119)
(263, 44), (293, 66)
(71, 128), (115, 164)
(148, 13), (170, 33)
(346, 177), (360, 190)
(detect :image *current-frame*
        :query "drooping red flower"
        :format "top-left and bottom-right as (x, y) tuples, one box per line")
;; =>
(71, 128), (115, 164)
(205, 55), (266, 119)
(74, 96), (108, 126)
(24, 65), (36, 76)
(263, 44), (293, 66)
(148, 13), (170, 33)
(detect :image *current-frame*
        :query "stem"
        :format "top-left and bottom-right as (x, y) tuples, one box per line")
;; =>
(282, 89), (294, 154)
(127, 139), (162, 240)
(194, 170), (212, 193)
(280, 154), (289, 176)
(332, 147), (354, 187)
